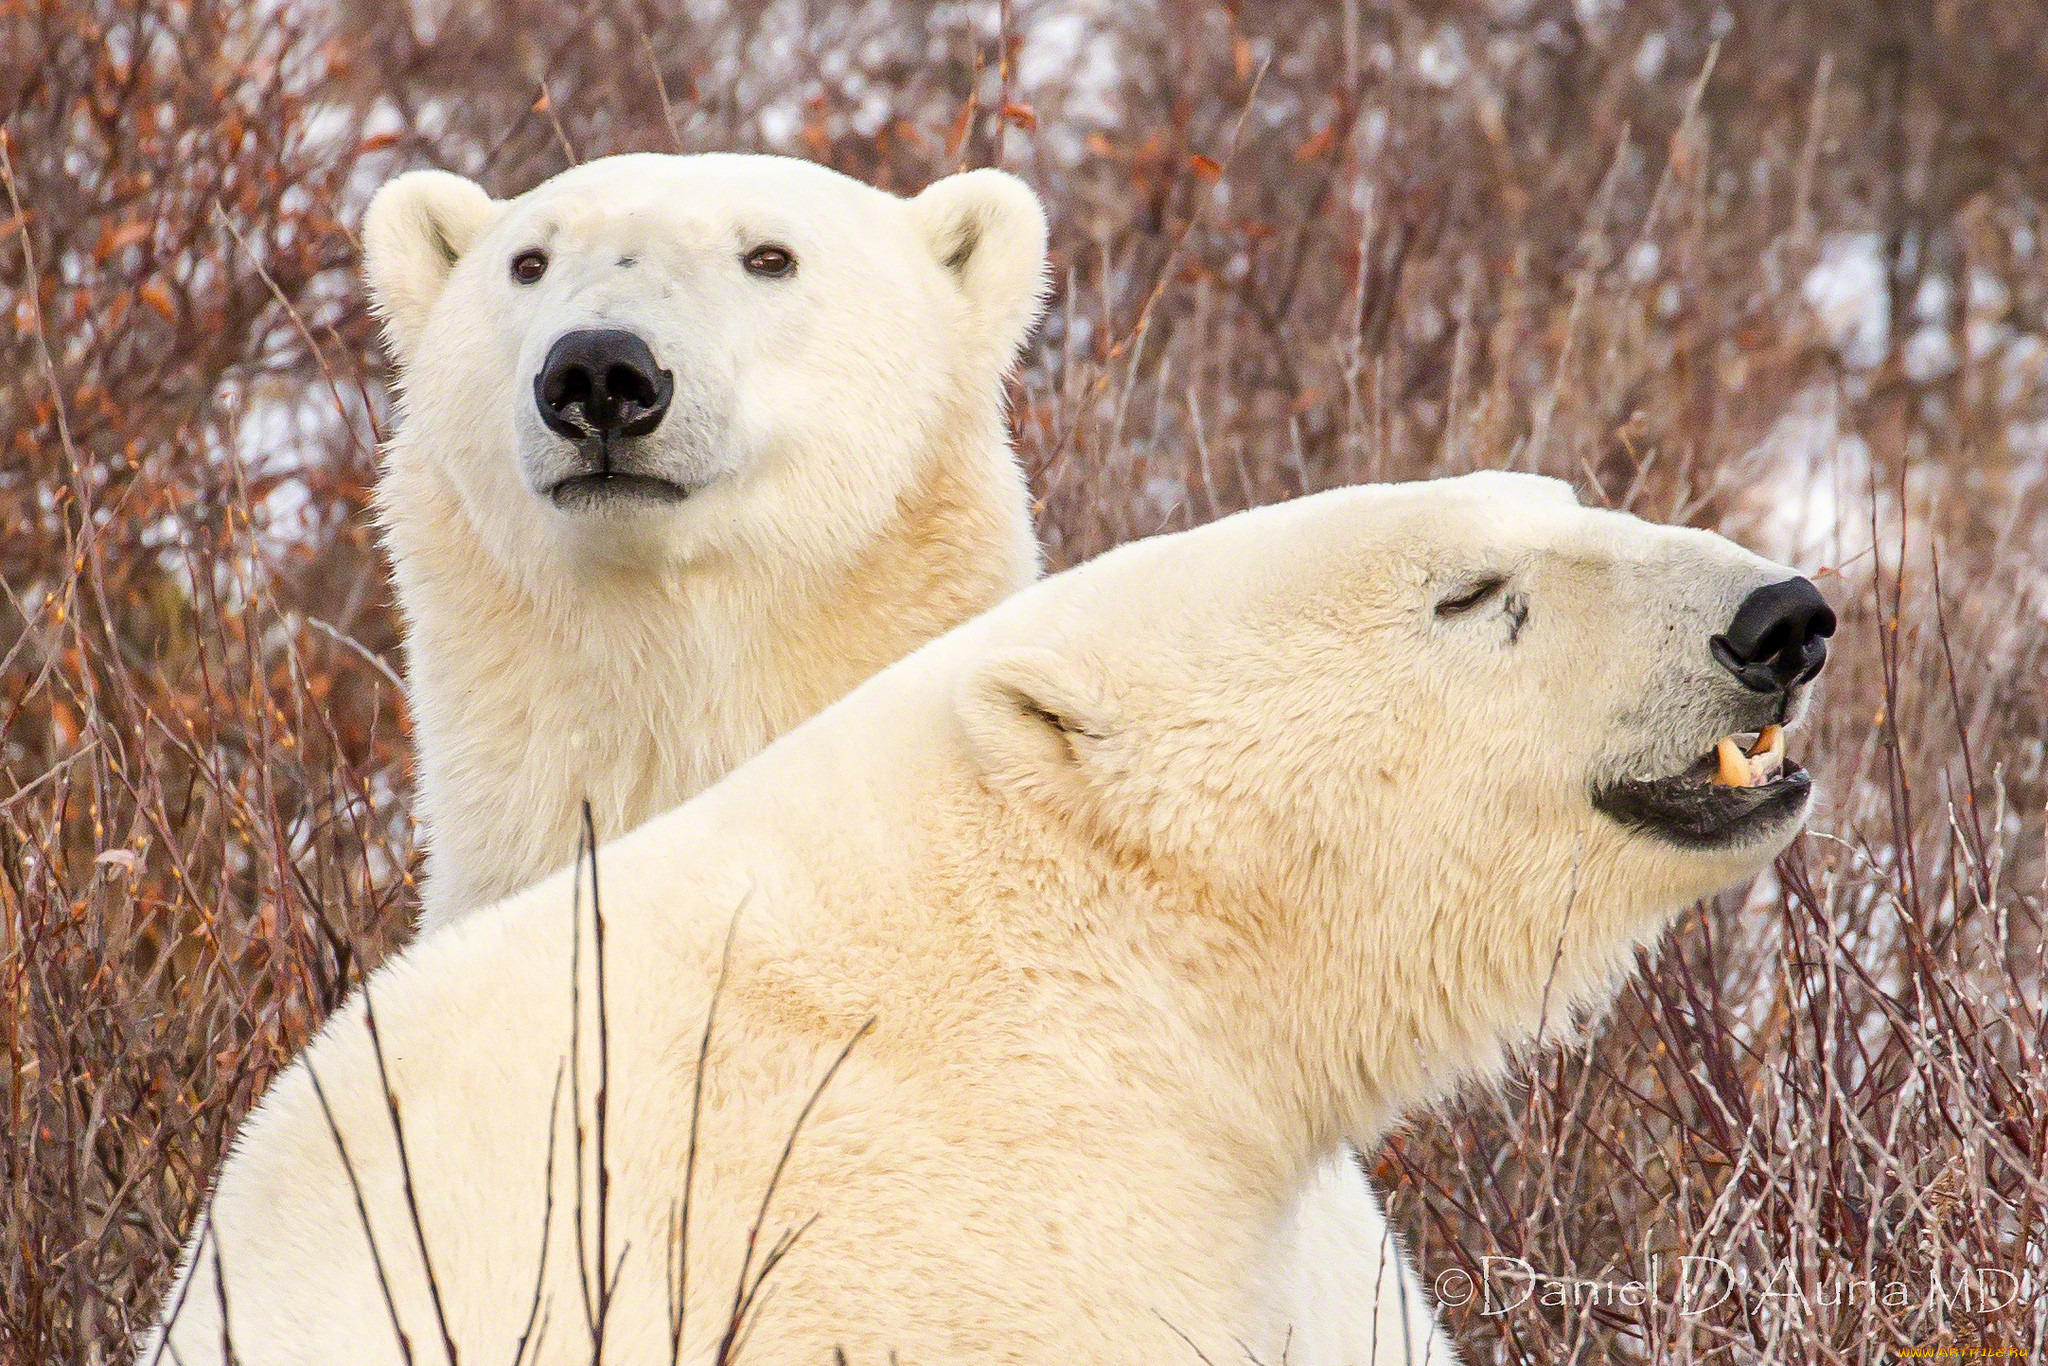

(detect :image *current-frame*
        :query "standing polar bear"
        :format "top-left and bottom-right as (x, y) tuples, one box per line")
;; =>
(359, 154), (1446, 1359)
(147, 472), (1832, 1365)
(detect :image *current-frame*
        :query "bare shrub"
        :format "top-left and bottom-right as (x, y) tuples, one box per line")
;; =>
(4, 0), (2045, 1359)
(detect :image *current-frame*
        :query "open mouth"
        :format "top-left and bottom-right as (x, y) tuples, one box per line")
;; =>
(1592, 724), (1812, 849)
(547, 470), (692, 510)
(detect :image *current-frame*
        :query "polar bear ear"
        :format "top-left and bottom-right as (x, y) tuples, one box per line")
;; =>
(362, 170), (503, 366)
(910, 169), (1050, 377)
(956, 646), (1118, 805)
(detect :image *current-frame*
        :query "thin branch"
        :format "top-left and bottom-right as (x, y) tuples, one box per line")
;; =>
(362, 987), (461, 1366)
(307, 1060), (417, 1366)
(208, 1218), (239, 1366)
(212, 201), (376, 464)
(304, 615), (407, 696)
(535, 84), (580, 166)
(510, 1061), (568, 1366)
(640, 24), (687, 153)
(1035, 55), (1271, 489)
(671, 893), (752, 1366)
(1152, 1309), (1222, 1366)
(0, 128), (79, 467)
(569, 807), (596, 1337)
(715, 1016), (877, 1364)
(583, 800), (616, 1356)
(140, 1205), (208, 1366)
(727, 1213), (818, 1359)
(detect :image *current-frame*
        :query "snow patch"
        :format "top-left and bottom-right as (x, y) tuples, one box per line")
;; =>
(1415, 26), (1468, 89)
(1737, 383), (1882, 567)
(1802, 232), (1890, 371)
(1902, 326), (1957, 384)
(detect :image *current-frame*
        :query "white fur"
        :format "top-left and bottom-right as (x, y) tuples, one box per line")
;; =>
(362, 153), (1049, 929)
(350, 152), (1447, 1363)
(147, 472), (1817, 1364)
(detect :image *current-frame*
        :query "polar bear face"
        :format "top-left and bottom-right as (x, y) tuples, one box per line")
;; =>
(959, 471), (1830, 1105)
(363, 154), (1046, 577)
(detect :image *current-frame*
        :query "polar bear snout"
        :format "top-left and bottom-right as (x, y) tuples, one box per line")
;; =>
(1590, 572), (1831, 850)
(530, 327), (695, 511)
(1711, 576), (1835, 696)
(535, 327), (674, 444)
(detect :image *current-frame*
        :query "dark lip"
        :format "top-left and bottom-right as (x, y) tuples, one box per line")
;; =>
(1592, 763), (1812, 849)
(546, 470), (691, 510)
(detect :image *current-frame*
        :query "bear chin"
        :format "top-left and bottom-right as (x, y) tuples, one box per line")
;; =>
(1591, 762), (1812, 849)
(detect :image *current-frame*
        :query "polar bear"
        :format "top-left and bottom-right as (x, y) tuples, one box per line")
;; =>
(361, 153), (1044, 931)
(145, 471), (1832, 1364)
(357, 152), (1446, 1359)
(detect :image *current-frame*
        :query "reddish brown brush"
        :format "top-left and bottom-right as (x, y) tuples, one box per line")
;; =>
(4, 1), (2046, 1360)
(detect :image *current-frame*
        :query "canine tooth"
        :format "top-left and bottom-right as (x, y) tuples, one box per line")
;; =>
(1747, 724), (1785, 783)
(1748, 724), (1783, 759)
(1714, 736), (1752, 787)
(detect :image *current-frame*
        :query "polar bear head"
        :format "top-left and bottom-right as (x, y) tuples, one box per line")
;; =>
(956, 471), (1832, 1124)
(362, 153), (1046, 579)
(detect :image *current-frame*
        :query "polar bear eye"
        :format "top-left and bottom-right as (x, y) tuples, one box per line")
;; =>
(743, 245), (796, 278)
(510, 249), (549, 284)
(1435, 575), (1509, 618)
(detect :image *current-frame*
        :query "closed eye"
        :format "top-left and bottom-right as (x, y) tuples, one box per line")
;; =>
(1436, 575), (1509, 617)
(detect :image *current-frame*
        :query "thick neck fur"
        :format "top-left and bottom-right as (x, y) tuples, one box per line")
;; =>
(382, 404), (1036, 930)
(805, 761), (1676, 1213)
(729, 756), (1340, 1214)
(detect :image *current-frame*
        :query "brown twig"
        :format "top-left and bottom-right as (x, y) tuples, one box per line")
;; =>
(362, 988), (461, 1366)
(306, 1061), (417, 1366)
(714, 1016), (876, 1364)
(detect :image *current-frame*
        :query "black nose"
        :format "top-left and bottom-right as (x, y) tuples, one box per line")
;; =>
(534, 328), (673, 443)
(1712, 577), (1835, 693)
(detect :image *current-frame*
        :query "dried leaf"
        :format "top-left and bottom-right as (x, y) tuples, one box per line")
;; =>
(1294, 125), (1339, 163)
(138, 279), (176, 322)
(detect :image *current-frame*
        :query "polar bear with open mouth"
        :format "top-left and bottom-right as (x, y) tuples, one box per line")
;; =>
(357, 151), (1445, 1358)
(145, 473), (1832, 1362)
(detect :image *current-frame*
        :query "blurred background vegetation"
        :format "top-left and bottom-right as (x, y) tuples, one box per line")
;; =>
(3, 0), (2046, 1358)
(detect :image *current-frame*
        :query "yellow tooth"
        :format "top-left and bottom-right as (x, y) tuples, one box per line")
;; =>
(1746, 725), (1786, 783)
(1714, 736), (1753, 787)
